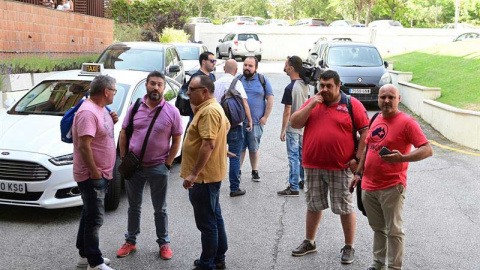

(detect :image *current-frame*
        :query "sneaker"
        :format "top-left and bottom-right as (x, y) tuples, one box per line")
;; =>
(194, 259), (226, 269)
(230, 188), (246, 197)
(340, 245), (355, 264)
(77, 257), (110, 268)
(299, 180), (304, 190)
(252, 170), (260, 182)
(277, 187), (299, 197)
(292, 240), (317, 256)
(87, 263), (115, 270)
(160, 244), (173, 260)
(116, 242), (136, 258)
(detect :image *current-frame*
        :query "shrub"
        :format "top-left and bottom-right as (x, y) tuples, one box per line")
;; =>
(159, 28), (190, 43)
(114, 23), (143, 42)
(0, 54), (99, 74)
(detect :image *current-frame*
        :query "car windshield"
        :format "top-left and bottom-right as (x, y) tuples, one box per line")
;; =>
(238, 34), (259, 41)
(240, 17), (256, 22)
(312, 19), (327, 26)
(327, 46), (383, 67)
(196, 18), (211, 23)
(97, 48), (165, 72)
(9, 80), (129, 116)
(389, 21), (402, 27)
(175, 45), (200, 60)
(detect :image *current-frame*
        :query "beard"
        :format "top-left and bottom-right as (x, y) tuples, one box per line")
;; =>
(243, 69), (254, 79)
(148, 90), (162, 101)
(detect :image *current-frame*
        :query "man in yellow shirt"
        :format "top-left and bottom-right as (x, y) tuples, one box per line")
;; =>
(181, 75), (230, 270)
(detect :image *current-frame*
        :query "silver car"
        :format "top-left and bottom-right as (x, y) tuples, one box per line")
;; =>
(216, 33), (262, 61)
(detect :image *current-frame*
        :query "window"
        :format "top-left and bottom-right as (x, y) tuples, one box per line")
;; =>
(98, 48), (165, 72)
(327, 46), (383, 67)
(132, 79), (178, 103)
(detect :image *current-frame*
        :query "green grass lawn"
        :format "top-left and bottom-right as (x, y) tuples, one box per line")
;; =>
(385, 40), (480, 111)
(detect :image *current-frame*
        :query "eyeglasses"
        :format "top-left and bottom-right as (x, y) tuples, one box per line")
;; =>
(208, 59), (217, 64)
(107, 88), (117, 95)
(187, 86), (205, 92)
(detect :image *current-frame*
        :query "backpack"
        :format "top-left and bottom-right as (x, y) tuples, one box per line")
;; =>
(60, 97), (111, 143)
(176, 79), (194, 116)
(220, 78), (246, 126)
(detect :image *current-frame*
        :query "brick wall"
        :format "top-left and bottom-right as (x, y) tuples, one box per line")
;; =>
(0, 0), (113, 58)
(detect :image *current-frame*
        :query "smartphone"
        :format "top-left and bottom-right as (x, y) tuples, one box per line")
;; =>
(379, 146), (393, 156)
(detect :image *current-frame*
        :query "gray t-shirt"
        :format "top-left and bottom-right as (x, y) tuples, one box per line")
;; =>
(281, 79), (309, 134)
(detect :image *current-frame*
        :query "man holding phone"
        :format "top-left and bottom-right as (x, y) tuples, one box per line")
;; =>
(350, 84), (433, 270)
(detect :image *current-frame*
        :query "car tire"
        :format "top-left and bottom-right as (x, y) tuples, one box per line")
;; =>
(105, 155), (122, 211)
(228, 49), (234, 60)
(216, 48), (221, 59)
(256, 55), (262, 62)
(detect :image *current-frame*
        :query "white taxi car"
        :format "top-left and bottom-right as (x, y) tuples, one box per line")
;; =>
(0, 64), (188, 210)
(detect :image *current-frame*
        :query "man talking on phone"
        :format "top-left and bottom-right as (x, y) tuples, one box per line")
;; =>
(350, 84), (433, 270)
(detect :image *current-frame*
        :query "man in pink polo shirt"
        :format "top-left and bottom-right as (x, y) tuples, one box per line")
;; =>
(116, 71), (183, 261)
(290, 70), (369, 264)
(73, 75), (118, 270)
(350, 84), (433, 270)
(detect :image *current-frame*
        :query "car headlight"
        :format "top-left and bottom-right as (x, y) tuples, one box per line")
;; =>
(379, 72), (392, 85)
(49, 154), (73, 166)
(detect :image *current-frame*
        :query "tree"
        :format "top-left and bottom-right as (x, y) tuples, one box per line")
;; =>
(194, 0), (210, 17)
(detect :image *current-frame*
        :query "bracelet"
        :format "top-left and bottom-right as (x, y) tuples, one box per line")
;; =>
(165, 163), (171, 170)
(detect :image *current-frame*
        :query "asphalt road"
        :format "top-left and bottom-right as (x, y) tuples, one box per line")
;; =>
(0, 61), (479, 270)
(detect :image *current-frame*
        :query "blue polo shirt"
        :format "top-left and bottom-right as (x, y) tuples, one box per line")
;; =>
(239, 73), (274, 124)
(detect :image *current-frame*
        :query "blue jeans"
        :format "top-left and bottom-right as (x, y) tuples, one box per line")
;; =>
(76, 178), (107, 267)
(286, 132), (304, 191)
(125, 164), (170, 246)
(189, 182), (228, 270)
(227, 125), (244, 192)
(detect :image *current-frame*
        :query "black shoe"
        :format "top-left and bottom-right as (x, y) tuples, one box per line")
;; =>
(230, 189), (246, 197)
(340, 245), (355, 264)
(194, 259), (226, 269)
(299, 180), (304, 190)
(252, 170), (260, 182)
(277, 187), (299, 197)
(292, 240), (317, 256)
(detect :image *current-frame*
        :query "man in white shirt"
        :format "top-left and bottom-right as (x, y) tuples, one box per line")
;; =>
(214, 59), (252, 197)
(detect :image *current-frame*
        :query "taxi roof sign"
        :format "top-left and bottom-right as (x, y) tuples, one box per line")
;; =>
(80, 63), (104, 76)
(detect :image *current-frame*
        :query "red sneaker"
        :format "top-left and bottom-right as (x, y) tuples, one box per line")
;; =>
(116, 242), (136, 258)
(159, 244), (173, 260)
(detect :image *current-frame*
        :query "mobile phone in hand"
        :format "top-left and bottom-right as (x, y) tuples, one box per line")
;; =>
(379, 146), (393, 156)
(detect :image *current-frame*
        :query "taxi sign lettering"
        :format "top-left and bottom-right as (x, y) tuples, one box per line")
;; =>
(86, 65), (100, 72)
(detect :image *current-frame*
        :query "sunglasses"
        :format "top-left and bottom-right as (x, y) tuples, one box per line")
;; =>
(208, 59), (217, 64)
(188, 86), (205, 92)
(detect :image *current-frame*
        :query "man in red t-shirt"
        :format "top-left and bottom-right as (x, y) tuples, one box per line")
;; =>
(350, 84), (433, 270)
(290, 70), (369, 264)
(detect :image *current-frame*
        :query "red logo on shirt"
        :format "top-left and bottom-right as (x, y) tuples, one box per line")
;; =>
(370, 123), (388, 143)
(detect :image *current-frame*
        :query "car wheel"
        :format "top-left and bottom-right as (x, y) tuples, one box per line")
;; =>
(228, 49), (234, 60)
(105, 155), (122, 211)
(256, 55), (262, 62)
(216, 48), (221, 59)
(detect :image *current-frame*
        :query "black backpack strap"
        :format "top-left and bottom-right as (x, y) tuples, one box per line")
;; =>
(346, 95), (358, 151)
(138, 105), (163, 164)
(125, 98), (142, 147)
(258, 73), (267, 95)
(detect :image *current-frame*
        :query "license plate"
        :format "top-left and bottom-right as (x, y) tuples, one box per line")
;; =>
(0, 181), (26, 194)
(349, 88), (371, 94)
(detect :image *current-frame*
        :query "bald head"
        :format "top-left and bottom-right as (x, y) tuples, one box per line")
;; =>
(378, 84), (401, 117)
(223, 59), (238, 76)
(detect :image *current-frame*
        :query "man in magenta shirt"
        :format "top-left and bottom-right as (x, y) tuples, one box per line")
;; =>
(116, 71), (183, 261)
(73, 75), (118, 270)
(351, 84), (433, 270)
(290, 70), (369, 264)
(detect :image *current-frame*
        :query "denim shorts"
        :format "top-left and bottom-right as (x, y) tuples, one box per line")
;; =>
(242, 124), (264, 152)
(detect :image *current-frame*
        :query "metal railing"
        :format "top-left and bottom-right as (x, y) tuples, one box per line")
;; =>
(12, 0), (108, 18)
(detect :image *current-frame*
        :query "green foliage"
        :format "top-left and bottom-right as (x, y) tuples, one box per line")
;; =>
(114, 23), (143, 42)
(386, 41), (480, 111)
(159, 28), (190, 43)
(0, 54), (99, 74)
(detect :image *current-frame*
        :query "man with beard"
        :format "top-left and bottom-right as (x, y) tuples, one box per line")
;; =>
(350, 84), (433, 270)
(238, 56), (274, 182)
(290, 70), (369, 264)
(116, 71), (183, 260)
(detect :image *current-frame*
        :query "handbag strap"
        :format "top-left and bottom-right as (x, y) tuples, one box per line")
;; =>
(138, 104), (164, 164)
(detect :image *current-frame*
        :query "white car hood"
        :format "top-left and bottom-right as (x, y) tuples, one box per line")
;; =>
(0, 113), (71, 157)
(183, 60), (200, 73)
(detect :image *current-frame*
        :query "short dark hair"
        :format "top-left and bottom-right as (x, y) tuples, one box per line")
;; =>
(288, 55), (303, 73)
(245, 56), (259, 68)
(147, 70), (165, 83)
(89, 75), (115, 96)
(319, 70), (341, 85)
(195, 75), (215, 93)
(199, 51), (214, 65)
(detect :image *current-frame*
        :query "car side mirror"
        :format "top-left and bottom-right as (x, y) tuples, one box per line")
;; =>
(169, 65), (180, 73)
(218, 39), (223, 42)
(311, 52), (318, 57)
(384, 61), (389, 68)
(318, 60), (324, 68)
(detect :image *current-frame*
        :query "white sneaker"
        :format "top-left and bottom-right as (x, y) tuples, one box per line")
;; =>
(77, 257), (111, 268)
(87, 263), (115, 270)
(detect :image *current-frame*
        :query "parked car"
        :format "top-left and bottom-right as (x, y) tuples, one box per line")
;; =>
(292, 18), (327, 27)
(306, 37), (328, 66)
(264, 19), (290, 26)
(314, 41), (391, 105)
(171, 42), (209, 76)
(0, 64), (189, 210)
(97, 42), (185, 84)
(216, 33), (262, 61)
(453, 32), (480, 42)
(329, 20), (365, 27)
(443, 23), (477, 30)
(368, 20), (403, 28)
(222, 16), (258, 26)
(185, 17), (213, 24)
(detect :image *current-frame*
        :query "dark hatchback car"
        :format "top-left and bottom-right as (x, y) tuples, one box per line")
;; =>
(314, 41), (391, 105)
(97, 42), (185, 84)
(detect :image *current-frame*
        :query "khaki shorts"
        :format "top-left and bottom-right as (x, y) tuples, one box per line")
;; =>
(304, 168), (354, 215)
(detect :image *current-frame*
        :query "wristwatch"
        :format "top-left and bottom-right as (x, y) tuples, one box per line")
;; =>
(354, 171), (363, 177)
(165, 163), (171, 170)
